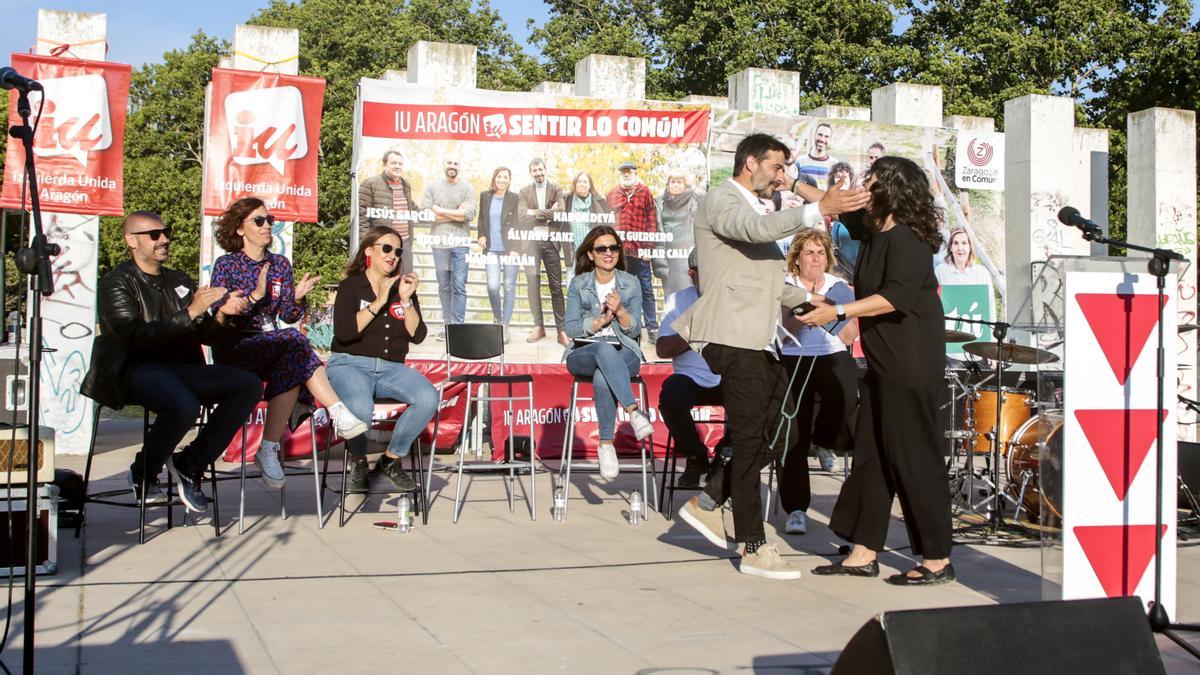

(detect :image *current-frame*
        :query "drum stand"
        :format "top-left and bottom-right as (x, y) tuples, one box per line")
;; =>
(950, 317), (1027, 540)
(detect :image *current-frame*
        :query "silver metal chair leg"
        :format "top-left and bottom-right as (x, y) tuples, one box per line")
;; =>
(310, 416), (324, 528)
(560, 381), (579, 518)
(426, 382), (446, 516)
(526, 386), (537, 520)
(452, 385), (474, 523)
(239, 424), (248, 535)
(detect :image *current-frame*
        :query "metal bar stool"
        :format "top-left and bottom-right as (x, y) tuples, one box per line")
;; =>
(81, 406), (223, 544)
(658, 411), (726, 518)
(558, 374), (657, 519)
(233, 405), (328, 534)
(322, 402), (431, 527)
(424, 324), (538, 523)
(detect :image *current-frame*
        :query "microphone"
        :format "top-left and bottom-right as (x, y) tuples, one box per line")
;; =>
(1057, 206), (1100, 233)
(0, 67), (43, 92)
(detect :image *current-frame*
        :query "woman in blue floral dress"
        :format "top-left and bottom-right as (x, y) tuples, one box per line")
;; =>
(210, 197), (368, 488)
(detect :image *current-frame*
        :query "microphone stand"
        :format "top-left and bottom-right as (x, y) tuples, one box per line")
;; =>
(1066, 222), (1200, 657)
(9, 87), (60, 674)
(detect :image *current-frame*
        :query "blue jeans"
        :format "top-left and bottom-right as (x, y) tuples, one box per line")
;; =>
(485, 253), (519, 325)
(432, 246), (468, 325)
(325, 353), (439, 458)
(125, 362), (263, 479)
(625, 256), (658, 332)
(565, 341), (641, 440)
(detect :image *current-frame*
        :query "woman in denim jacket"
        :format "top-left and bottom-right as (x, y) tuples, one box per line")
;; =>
(564, 225), (655, 479)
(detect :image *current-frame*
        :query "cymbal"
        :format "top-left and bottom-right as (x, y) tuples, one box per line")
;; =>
(963, 341), (1060, 365)
(945, 329), (976, 343)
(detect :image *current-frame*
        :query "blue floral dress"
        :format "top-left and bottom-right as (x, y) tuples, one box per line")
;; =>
(210, 250), (322, 400)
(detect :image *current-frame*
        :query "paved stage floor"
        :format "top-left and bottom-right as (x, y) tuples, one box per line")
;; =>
(6, 418), (1200, 673)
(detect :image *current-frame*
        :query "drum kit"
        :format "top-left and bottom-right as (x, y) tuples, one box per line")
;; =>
(941, 319), (1062, 533)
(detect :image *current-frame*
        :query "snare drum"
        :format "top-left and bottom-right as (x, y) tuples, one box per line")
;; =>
(962, 386), (1034, 455)
(1006, 412), (1064, 521)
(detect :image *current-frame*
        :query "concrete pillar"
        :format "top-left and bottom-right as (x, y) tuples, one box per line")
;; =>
(944, 115), (995, 132)
(871, 83), (943, 127)
(382, 69), (407, 82)
(1071, 127), (1110, 258)
(807, 105), (870, 121)
(29, 10), (108, 455)
(532, 81), (573, 96)
(727, 68), (799, 116)
(231, 24), (299, 75)
(1003, 94), (1091, 324)
(36, 9), (106, 60)
(1128, 107), (1199, 440)
(407, 41), (477, 89)
(682, 94), (728, 110)
(574, 55), (645, 100)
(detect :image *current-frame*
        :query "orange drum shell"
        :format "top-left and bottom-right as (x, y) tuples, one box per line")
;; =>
(1006, 414), (1064, 521)
(963, 387), (1034, 455)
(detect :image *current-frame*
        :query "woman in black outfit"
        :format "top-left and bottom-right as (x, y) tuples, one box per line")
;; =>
(799, 156), (953, 585)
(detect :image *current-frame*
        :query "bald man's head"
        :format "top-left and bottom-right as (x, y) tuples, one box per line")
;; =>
(122, 211), (171, 270)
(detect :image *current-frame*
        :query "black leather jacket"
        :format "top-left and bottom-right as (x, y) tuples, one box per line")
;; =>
(80, 260), (227, 409)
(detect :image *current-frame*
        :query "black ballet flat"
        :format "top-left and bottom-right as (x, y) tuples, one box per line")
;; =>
(884, 564), (956, 586)
(812, 560), (880, 577)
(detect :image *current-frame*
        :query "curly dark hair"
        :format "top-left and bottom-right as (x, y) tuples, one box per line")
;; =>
(214, 197), (266, 252)
(345, 226), (403, 278)
(864, 156), (944, 253)
(573, 225), (627, 275)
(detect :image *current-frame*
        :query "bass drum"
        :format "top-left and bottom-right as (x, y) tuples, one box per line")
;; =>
(1006, 412), (1063, 523)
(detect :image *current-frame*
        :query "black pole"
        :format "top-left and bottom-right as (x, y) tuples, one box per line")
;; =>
(9, 87), (59, 675)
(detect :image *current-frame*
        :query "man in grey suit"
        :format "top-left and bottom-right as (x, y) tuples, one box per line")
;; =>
(517, 157), (569, 345)
(673, 133), (868, 580)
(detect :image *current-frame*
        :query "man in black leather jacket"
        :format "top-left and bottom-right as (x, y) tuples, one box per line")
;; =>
(81, 211), (262, 512)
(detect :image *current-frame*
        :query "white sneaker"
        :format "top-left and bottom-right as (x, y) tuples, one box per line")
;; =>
(816, 447), (837, 472)
(329, 402), (369, 440)
(629, 409), (654, 441)
(785, 510), (808, 535)
(597, 441), (619, 479)
(739, 543), (801, 580)
(254, 442), (286, 489)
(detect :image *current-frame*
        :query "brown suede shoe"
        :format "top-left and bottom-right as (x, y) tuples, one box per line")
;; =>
(526, 326), (546, 342)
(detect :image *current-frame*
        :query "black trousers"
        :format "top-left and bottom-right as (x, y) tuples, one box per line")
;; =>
(659, 373), (723, 461)
(525, 241), (565, 331)
(125, 361), (263, 479)
(829, 375), (953, 559)
(700, 344), (790, 543)
(778, 350), (859, 514)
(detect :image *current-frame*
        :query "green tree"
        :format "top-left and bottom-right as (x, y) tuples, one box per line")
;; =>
(532, 0), (910, 107)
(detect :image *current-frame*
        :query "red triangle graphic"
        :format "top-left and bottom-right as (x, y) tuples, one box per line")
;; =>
(1075, 409), (1168, 500)
(1075, 293), (1165, 385)
(1074, 524), (1166, 598)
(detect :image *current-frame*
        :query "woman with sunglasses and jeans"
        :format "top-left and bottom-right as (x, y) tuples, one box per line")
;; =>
(564, 226), (654, 479)
(210, 197), (369, 488)
(325, 226), (438, 493)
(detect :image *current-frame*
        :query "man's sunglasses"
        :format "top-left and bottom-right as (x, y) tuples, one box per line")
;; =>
(250, 214), (276, 227)
(592, 244), (620, 254)
(131, 227), (172, 241)
(375, 243), (401, 254)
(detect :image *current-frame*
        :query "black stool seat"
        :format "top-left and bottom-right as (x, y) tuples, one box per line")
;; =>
(449, 373), (534, 385)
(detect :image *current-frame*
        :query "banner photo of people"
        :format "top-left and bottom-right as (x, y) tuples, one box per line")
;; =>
(708, 111), (1005, 359)
(351, 80), (710, 364)
(1, 53), (131, 216)
(201, 68), (326, 222)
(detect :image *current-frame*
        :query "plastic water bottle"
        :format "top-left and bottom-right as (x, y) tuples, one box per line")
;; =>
(397, 495), (413, 533)
(552, 486), (566, 522)
(628, 490), (643, 525)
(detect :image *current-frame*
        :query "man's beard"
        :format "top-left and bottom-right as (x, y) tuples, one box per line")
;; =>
(445, 168), (458, 179)
(619, 176), (637, 188)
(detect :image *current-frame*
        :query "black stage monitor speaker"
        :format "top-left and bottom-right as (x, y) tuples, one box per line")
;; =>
(831, 597), (1163, 675)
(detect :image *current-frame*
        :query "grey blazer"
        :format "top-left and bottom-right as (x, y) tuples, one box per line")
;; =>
(671, 179), (822, 351)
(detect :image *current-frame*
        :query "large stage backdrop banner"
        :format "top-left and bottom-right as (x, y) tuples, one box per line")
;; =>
(202, 68), (326, 222)
(1, 53), (130, 216)
(707, 110), (1006, 357)
(351, 80), (709, 361)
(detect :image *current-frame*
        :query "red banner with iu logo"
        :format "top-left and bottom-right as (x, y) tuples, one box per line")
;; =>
(0, 53), (131, 216)
(202, 68), (325, 222)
